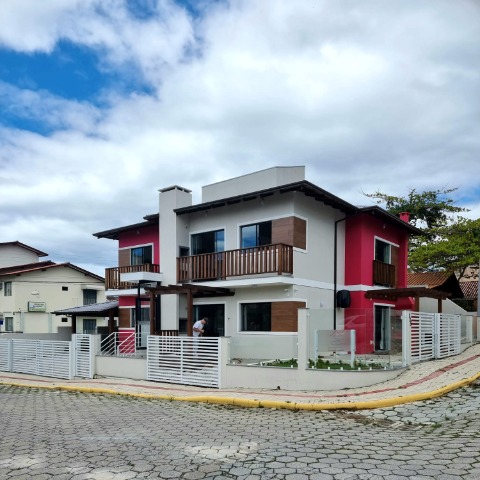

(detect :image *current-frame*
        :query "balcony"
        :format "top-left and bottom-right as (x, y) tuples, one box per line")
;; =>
(105, 264), (161, 290)
(177, 244), (293, 283)
(373, 260), (396, 287)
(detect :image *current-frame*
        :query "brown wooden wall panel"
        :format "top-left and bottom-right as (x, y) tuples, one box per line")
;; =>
(119, 249), (130, 267)
(272, 216), (306, 249)
(118, 308), (131, 328)
(271, 301), (306, 332)
(293, 217), (306, 249)
(272, 217), (294, 246)
(391, 245), (399, 288)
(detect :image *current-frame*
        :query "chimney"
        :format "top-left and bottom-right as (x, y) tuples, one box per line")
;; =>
(399, 212), (410, 223)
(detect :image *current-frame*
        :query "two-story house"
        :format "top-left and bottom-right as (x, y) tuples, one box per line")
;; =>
(0, 241), (106, 334)
(95, 166), (423, 354)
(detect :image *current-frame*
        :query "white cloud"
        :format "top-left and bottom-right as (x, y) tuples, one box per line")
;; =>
(0, 0), (479, 272)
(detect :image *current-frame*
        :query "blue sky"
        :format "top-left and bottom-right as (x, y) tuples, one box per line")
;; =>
(0, 0), (479, 275)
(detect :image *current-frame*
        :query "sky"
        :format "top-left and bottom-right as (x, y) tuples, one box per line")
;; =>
(0, 0), (479, 277)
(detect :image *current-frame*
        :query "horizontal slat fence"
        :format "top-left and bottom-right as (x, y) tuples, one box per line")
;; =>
(147, 336), (221, 388)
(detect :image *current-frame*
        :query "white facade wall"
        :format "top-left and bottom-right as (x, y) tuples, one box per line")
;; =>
(420, 298), (468, 315)
(0, 267), (105, 333)
(0, 244), (41, 268)
(202, 166), (305, 203)
(159, 186), (192, 329)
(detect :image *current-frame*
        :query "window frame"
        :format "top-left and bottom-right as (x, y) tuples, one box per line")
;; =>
(83, 289), (97, 306)
(239, 302), (272, 332)
(191, 229), (225, 255)
(240, 221), (272, 248)
(4, 281), (12, 296)
(130, 244), (153, 265)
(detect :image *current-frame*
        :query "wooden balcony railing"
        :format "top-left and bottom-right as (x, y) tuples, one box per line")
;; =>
(177, 244), (293, 282)
(105, 264), (161, 290)
(373, 260), (396, 287)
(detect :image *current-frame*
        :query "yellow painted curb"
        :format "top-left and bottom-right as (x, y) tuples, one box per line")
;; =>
(1, 370), (479, 411)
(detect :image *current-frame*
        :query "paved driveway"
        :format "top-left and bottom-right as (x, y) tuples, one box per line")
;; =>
(0, 382), (479, 479)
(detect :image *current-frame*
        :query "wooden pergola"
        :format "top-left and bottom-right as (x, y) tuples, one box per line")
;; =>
(53, 300), (119, 334)
(365, 287), (451, 312)
(144, 284), (234, 335)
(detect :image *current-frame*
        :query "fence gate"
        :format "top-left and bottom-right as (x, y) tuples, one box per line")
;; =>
(409, 312), (461, 364)
(147, 336), (221, 388)
(11, 339), (72, 379)
(73, 334), (94, 379)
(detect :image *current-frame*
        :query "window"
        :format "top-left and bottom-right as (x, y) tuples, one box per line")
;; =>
(4, 282), (12, 296)
(61, 317), (68, 323)
(5, 317), (13, 332)
(83, 289), (97, 305)
(131, 307), (150, 324)
(241, 222), (272, 248)
(131, 245), (153, 265)
(375, 239), (391, 264)
(62, 286), (68, 291)
(191, 230), (224, 255)
(240, 303), (271, 331)
(83, 319), (97, 334)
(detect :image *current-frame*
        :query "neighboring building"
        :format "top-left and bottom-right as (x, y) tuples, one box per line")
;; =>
(0, 241), (106, 334)
(94, 166), (427, 354)
(94, 214), (161, 346)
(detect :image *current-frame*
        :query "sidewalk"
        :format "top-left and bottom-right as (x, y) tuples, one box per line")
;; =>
(1, 343), (479, 411)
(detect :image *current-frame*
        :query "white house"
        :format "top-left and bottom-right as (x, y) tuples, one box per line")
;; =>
(0, 241), (106, 334)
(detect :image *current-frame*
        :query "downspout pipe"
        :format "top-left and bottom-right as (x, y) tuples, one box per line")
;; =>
(333, 215), (348, 330)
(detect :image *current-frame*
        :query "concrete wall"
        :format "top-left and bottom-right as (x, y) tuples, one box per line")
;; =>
(222, 363), (405, 391)
(0, 244), (41, 268)
(202, 166), (305, 203)
(420, 298), (468, 314)
(95, 356), (147, 380)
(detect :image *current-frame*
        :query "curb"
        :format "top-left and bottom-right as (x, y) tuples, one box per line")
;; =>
(1, 370), (479, 411)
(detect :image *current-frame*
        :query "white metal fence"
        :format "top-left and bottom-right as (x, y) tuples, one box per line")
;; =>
(0, 335), (94, 380)
(99, 331), (136, 357)
(408, 312), (461, 363)
(147, 336), (221, 388)
(73, 334), (94, 379)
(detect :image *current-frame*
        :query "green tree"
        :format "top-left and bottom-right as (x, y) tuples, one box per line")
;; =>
(408, 217), (480, 278)
(365, 187), (479, 277)
(365, 187), (467, 234)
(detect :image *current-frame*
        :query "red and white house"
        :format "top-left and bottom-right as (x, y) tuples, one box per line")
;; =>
(94, 166), (430, 355)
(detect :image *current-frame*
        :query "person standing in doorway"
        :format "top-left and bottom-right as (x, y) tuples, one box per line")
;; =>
(193, 317), (208, 337)
(192, 317), (207, 354)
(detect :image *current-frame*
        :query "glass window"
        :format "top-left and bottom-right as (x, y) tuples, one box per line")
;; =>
(191, 230), (224, 255)
(132, 307), (150, 323)
(240, 222), (272, 248)
(5, 317), (13, 332)
(375, 239), (391, 264)
(83, 319), (97, 334)
(240, 303), (271, 331)
(131, 245), (153, 265)
(4, 282), (12, 296)
(83, 289), (97, 305)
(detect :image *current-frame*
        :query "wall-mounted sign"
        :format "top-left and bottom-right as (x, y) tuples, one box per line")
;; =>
(28, 301), (47, 312)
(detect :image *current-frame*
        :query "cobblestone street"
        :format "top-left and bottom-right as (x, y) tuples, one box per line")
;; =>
(0, 382), (479, 480)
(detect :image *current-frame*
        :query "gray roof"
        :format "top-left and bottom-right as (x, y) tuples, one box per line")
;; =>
(54, 300), (118, 316)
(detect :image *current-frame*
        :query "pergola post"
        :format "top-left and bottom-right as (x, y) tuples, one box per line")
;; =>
(187, 290), (193, 336)
(150, 291), (156, 335)
(108, 311), (115, 334)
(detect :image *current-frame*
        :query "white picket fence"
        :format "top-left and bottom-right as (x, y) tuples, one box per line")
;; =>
(147, 336), (221, 388)
(0, 335), (94, 380)
(407, 312), (461, 363)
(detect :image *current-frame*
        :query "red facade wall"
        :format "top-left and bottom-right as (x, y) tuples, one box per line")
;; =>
(344, 212), (410, 354)
(117, 224), (159, 310)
